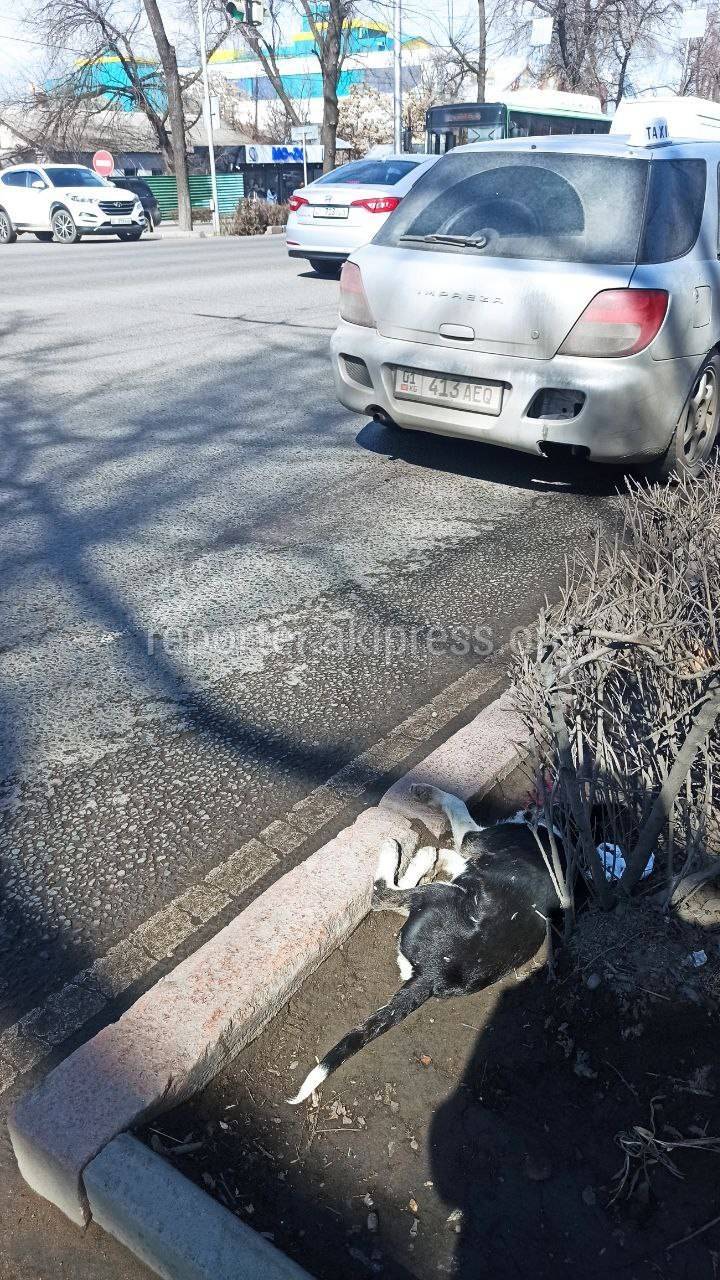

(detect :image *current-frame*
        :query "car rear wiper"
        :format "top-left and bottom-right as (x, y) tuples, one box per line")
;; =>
(399, 233), (488, 247)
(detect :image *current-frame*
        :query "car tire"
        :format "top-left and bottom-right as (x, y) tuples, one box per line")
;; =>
(34, 231), (54, 242)
(309, 259), (341, 278)
(0, 209), (17, 244)
(650, 353), (720, 481)
(51, 208), (81, 244)
(117, 230), (143, 241)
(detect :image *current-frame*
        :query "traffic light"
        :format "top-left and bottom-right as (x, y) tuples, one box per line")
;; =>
(225, 1), (264, 24)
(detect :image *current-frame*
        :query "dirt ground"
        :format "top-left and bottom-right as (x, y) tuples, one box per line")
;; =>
(143, 874), (720, 1280)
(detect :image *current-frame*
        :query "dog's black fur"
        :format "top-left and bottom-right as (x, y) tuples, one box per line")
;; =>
(288, 786), (568, 1105)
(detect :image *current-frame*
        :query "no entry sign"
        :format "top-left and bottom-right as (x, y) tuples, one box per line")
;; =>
(92, 150), (114, 178)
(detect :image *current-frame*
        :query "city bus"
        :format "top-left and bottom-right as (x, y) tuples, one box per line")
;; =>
(426, 90), (611, 153)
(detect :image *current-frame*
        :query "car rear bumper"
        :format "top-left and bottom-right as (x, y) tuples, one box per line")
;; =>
(330, 321), (697, 463)
(288, 248), (348, 263)
(286, 214), (384, 260)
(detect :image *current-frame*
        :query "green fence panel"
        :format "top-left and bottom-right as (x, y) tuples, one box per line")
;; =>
(144, 174), (245, 218)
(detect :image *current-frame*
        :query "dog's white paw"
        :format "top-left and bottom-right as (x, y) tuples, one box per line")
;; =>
(398, 845), (438, 888)
(375, 838), (401, 886)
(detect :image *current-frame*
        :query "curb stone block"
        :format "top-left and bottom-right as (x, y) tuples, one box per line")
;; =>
(85, 1134), (312, 1279)
(8, 807), (419, 1226)
(380, 690), (528, 826)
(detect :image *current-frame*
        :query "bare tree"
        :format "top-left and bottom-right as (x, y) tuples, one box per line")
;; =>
(424, 0), (513, 104)
(29, 0), (232, 231)
(505, 0), (678, 109)
(681, 4), (720, 99)
(297, 0), (355, 171)
(141, 0), (192, 228)
(218, 0), (302, 127)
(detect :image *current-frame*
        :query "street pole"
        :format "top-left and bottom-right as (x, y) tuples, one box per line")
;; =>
(393, 0), (402, 152)
(302, 127), (308, 188)
(197, 0), (221, 235)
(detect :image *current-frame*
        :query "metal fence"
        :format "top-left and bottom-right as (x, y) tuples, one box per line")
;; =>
(143, 174), (245, 218)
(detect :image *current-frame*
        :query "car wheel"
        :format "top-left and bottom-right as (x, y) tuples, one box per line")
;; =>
(51, 208), (81, 244)
(117, 230), (143, 241)
(0, 209), (17, 244)
(34, 231), (54, 242)
(651, 354), (720, 481)
(309, 259), (341, 278)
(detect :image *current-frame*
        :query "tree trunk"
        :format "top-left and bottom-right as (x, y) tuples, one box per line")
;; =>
(321, 2), (343, 173)
(476, 0), (486, 102)
(141, 0), (192, 232)
(615, 48), (631, 106)
(321, 73), (339, 172)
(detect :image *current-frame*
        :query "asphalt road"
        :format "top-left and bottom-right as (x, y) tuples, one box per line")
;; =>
(0, 233), (618, 1042)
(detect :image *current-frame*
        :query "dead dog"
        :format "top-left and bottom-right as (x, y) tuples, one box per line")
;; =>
(289, 783), (568, 1104)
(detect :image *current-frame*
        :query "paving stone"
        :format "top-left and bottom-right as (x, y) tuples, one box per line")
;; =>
(81, 939), (152, 1001)
(289, 786), (347, 832)
(204, 840), (277, 897)
(0, 1011), (50, 1074)
(174, 884), (231, 925)
(0, 1056), (16, 1094)
(133, 906), (197, 961)
(257, 821), (306, 857)
(31, 982), (106, 1049)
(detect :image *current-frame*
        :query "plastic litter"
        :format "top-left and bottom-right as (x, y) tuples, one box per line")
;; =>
(596, 842), (655, 882)
(690, 950), (708, 968)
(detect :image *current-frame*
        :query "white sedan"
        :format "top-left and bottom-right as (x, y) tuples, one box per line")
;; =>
(286, 154), (439, 276)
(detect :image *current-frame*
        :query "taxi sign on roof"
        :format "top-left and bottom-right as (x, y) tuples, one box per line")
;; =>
(632, 116), (670, 146)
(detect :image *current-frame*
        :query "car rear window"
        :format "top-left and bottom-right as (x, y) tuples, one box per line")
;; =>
(639, 159), (706, 263)
(315, 159), (420, 187)
(374, 151), (651, 264)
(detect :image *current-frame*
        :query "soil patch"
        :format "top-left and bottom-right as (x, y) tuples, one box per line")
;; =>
(139, 775), (720, 1279)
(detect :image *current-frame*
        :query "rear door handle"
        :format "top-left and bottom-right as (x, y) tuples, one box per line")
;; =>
(439, 323), (475, 341)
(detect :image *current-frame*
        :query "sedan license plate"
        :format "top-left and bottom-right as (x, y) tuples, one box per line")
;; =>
(394, 369), (503, 416)
(313, 206), (348, 219)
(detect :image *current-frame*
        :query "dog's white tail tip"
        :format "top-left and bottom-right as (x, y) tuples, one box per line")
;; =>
(286, 1062), (328, 1106)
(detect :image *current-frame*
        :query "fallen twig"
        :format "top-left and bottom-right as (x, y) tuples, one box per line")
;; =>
(666, 1212), (720, 1252)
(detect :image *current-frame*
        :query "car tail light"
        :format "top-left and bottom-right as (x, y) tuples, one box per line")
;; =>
(350, 196), (402, 214)
(339, 262), (375, 328)
(288, 194), (309, 212)
(558, 289), (668, 358)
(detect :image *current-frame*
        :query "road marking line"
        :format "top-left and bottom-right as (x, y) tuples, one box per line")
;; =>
(0, 659), (503, 1100)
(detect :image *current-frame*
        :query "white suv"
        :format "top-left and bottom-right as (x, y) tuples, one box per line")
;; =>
(0, 163), (146, 245)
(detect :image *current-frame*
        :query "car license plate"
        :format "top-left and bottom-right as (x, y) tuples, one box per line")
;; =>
(393, 369), (503, 416)
(313, 206), (348, 219)
(113, 215), (132, 224)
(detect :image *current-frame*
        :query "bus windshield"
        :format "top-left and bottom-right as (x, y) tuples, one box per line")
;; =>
(426, 100), (610, 154)
(427, 104), (506, 153)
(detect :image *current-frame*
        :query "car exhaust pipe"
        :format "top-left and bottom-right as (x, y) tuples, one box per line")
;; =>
(369, 405), (398, 429)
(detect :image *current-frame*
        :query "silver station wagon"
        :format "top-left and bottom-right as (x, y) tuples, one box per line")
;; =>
(331, 125), (720, 476)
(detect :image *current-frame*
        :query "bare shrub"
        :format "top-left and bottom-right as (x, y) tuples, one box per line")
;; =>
(221, 199), (289, 236)
(514, 467), (720, 917)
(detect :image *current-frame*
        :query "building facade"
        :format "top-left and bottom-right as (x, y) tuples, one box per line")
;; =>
(208, 11), (436, 129)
